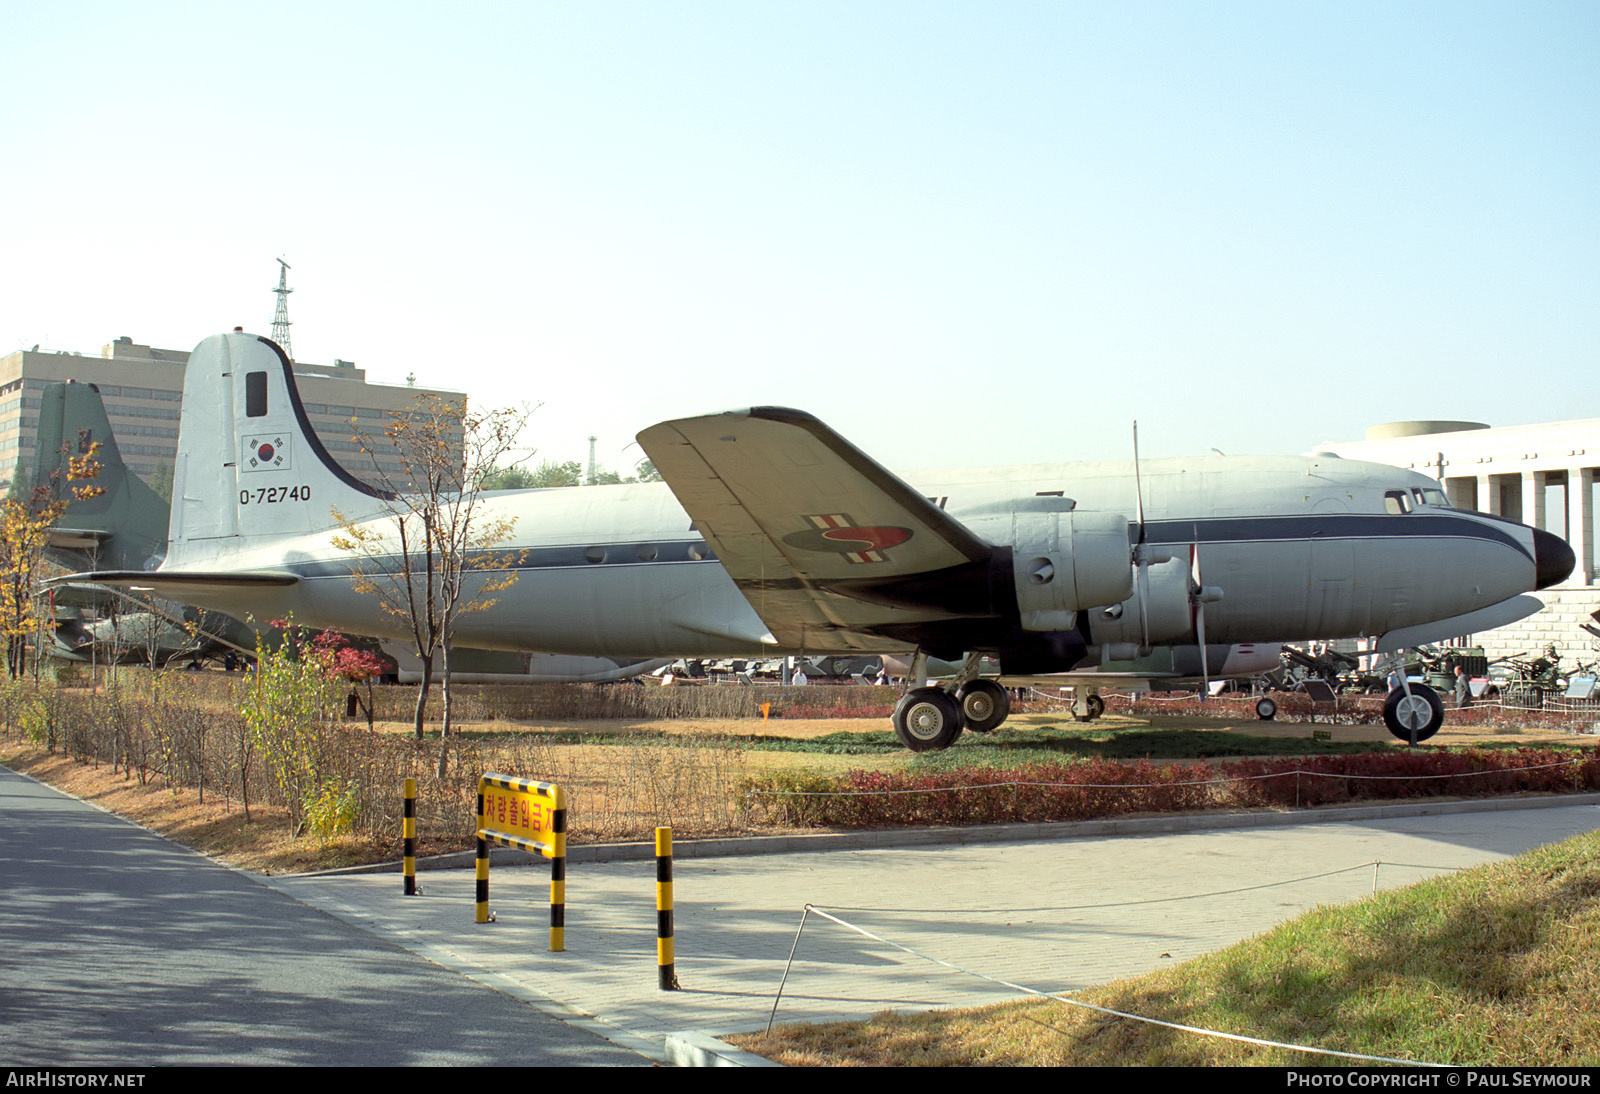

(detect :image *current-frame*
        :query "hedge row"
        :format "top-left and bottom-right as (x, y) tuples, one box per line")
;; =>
(743, 747), (1600, 828)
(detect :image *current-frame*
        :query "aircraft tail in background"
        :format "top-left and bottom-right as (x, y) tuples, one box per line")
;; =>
(30, 381), (169, 572)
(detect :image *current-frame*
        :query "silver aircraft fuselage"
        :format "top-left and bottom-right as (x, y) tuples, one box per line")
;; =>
(152, 455), (1553, 659)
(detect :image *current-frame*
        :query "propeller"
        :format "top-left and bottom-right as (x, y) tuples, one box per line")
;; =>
(1132, 423), (1150, 655)
(1190, 534), (1225, 696)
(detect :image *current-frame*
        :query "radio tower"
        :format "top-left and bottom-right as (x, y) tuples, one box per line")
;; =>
(586, 436), (598, 486)
(271, 258), (294, 360)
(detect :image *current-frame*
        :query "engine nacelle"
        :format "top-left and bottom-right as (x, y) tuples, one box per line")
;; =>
(1009, 510), (1134, 632)
(1090, 555), (1194, 647)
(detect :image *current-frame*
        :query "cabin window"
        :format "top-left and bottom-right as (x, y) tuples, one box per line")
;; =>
(584, 547), (606, 564)
(636, 545), (658, 562)
(245, 371), (268, 418)
(1384, 490), (1412, 515)
(687, 542), (709, 561)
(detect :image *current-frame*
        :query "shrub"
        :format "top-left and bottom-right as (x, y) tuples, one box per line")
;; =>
(743, 747), (1600, 829)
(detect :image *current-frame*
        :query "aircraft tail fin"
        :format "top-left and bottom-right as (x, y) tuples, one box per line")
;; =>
(30, 381), (169, 572)
(166, 332), (395, 565)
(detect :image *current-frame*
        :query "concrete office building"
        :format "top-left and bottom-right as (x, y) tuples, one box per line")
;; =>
(0, 336), (462, 489)
(1321, 418), (1600, 662)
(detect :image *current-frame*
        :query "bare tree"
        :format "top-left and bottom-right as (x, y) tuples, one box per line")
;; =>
(331, 394), (528, 772)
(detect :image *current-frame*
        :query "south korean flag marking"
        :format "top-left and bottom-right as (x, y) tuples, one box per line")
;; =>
(243, 434), (293, 472)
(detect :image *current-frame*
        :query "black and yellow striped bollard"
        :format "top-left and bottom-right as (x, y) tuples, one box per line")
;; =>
(656, 826), (680, 990)
(403, 778), (418, 895)
(475, 788), (494, 923)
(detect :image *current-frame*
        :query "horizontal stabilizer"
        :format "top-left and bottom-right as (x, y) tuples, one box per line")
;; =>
(1374, 594), (1543, 652)
(47, 529), (112, 550)
(55, 570), (301, 600)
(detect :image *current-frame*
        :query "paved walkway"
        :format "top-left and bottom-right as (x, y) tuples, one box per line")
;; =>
(0, 764), (647, 1067)
(274, 798), (1600, 1061)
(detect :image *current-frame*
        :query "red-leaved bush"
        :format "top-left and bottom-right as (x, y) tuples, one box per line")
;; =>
(743, 747), (1600, 828)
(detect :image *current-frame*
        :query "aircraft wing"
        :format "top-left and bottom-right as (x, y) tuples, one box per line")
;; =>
(638, 407), (996, 651)
(998, 671), (1188, 691)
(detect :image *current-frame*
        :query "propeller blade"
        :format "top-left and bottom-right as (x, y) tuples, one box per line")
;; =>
(1132, 421), (1146, 544)
(1193, 541), (1211, 696)
(1132, 420), (1149, 653)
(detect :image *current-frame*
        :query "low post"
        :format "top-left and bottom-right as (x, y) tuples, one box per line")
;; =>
(656, 826), (680, 990)
(475, 789), (492, 923)
(403, 777), (418, 896)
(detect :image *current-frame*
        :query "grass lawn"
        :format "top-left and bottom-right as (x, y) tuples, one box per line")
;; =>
(732, 829), (1600, 1066)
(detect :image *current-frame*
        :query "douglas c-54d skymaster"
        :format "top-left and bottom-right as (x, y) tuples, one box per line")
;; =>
(67, 331), (1575, 750)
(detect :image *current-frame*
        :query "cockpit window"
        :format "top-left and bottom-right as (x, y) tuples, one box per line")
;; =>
(1420, 489), (1450, 508)
(1384, 490), (1412, 515)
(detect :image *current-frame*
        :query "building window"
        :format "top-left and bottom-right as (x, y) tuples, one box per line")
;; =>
(1492, 474), (1522, 522)
(1542, 471), (1569, 540)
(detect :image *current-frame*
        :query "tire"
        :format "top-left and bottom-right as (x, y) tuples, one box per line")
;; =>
(955, 679), (1010, 733)
(892, 687), (964, 752)
(1256, 697), (1278, 721)
(1074, 694), (1106, 722)
(1383, 684), (1443, 743)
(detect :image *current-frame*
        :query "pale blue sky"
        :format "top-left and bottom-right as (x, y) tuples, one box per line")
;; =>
(2, 2), (1594, 474)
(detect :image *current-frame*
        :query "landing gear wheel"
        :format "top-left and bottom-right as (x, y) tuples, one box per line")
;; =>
(955, 679), (1010, 733)
(1074, 694), (1107, 722)
(892, 687), (964, 752)
(1256, 697), (1278, 721)
(1383, 685), (1443, 744)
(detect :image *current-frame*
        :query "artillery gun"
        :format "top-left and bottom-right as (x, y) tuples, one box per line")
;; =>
(1484, 645), (1564, 707)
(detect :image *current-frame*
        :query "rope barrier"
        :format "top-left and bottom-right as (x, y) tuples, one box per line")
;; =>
(771, 903), (1447, 1066)
(812, 858), (1466, 914)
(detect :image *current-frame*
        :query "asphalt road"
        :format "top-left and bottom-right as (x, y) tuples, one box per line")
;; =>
(0, 763), (647, 1066)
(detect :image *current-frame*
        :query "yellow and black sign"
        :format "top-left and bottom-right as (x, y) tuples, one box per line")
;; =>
(475, 773), (567, 950)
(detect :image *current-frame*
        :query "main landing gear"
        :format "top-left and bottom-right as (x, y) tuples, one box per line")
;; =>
(892, 688), (966, 751)
(889, 653), (1013, 752)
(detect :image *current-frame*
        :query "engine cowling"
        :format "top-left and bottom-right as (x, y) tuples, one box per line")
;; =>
(1090, 555), (1195, 648)
(1009, 510), (1135, 632)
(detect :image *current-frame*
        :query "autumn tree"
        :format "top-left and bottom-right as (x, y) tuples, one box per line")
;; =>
(311, 630), (387, 731)
(332, 394), (528, 769)
(0, 434), (103, 676)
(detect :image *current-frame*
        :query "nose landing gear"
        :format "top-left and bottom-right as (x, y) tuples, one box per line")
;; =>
(1383, 683), (1443, 744)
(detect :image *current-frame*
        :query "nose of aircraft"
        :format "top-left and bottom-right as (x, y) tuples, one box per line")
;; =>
(1533, 527), (1576, 590)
